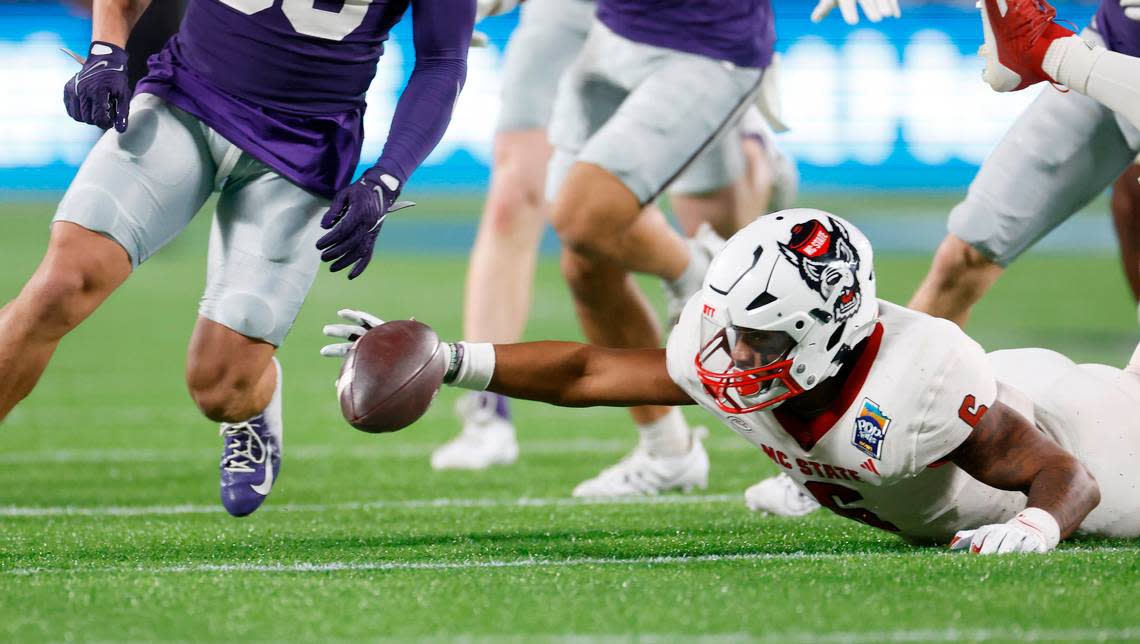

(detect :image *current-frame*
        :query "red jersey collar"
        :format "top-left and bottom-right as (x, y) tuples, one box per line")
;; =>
(772, 322), (885, 452)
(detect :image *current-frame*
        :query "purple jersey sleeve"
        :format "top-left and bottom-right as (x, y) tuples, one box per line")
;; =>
(374, 0), (474, 186)
(1095, 0), (1140, 58)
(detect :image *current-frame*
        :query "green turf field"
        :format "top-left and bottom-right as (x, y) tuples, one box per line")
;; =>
(1, 197), (1138, 642)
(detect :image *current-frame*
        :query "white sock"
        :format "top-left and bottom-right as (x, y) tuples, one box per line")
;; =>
(1044, 36), (1140, 132)
(666, 243), (708, 299)
(637, 408), (691, 458)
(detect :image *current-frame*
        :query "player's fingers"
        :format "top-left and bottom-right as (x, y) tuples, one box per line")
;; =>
(320, 231), (363, 263)
(347, 254), (372, 280)
(317, 219), (360, 254)
(93, 90), (115, 130)
(810, 0), (834, 22)
(113, 92), (129, 133)
(328, 249), (362, 274)
(338, 309), (385, 328)
(978, 529), (1006, 555)
(79, 93), (96, 125)
(319, 195), (350, 230)
(887, 0), (901, 18)
(996, 533), (1025, 554)
(319, 343), (353, 358)
(949, 531), (975, 551)
(858, 0), (882, 22)
(839, 0), (861, 24)
(969, 526), (993, 554)
(323, 323), (367, 340)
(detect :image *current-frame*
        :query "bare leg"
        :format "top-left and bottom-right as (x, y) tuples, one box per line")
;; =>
(553, 164), (686, 430)
(908, 234), (1005, 328)
(464, 130), (552, 343)
(672, 135), (774, 239)
(1111, 164), (1140, 303)
(0, 223), (131, 422)
(554, 163), (690, 282)
(671, 181), (755, 240)
(185, 317), (277, 423)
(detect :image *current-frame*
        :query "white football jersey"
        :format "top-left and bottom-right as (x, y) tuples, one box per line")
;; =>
(668, 298), (1027, 542)
(986, 347), (1140, 538)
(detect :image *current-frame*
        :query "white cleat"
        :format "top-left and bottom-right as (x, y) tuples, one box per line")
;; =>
(431, 392), (519, 470)
(572, 427), (710, 497)
(665, 225), (725, 326)
(744, 473), (821, 517)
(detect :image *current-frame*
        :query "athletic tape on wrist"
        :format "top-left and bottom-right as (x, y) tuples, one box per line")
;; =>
(448, 341), (495, 391)
(1012, 507), (1061, 550)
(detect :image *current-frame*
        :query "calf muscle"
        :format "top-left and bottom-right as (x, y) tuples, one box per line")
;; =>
(0, 223), (130, 423)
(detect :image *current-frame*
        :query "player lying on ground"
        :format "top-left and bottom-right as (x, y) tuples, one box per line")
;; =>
(437, 0), (799, 479)
(324, 210), (1140, 553)
(910, 0), (1140, 325)
(0, 0), (472, 517)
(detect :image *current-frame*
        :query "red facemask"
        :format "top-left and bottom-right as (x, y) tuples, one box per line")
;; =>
(693, 328), (804, 414)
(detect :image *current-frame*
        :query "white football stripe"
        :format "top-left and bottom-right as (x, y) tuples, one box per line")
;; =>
(4, 546), (1132, 577)
(0, 492), (742, 518)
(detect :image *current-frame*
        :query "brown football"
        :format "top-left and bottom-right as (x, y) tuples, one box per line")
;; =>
(337, 320), (447, 433)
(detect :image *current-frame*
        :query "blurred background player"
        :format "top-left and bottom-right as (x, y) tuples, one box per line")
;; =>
(432, 0), (799, 476)
(0, 0), (472, 516)
(910, 0), (1140, 326)
(536, 0), (835, 498)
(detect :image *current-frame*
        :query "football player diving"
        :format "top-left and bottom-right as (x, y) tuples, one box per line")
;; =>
(0, 0), (473, 516)
(324, 210), (1140, 554)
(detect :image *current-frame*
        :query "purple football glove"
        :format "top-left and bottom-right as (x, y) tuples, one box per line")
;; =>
(63, 42), (131, 133)
(316, 168), (415, 280)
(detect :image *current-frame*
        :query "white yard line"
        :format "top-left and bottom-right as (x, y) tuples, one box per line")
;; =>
(0, 492), (742, 518)
(0, 438), (750, 465)
(3, 546), (1132, 578)
(419, 628), (1140, 643)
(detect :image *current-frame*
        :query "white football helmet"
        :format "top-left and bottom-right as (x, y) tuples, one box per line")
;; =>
(695, 209), (878, 414)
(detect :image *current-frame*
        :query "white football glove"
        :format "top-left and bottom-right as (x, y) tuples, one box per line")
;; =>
(811, 0), (901, 24)
(476, 0), (521, 21)
(320, 309), (385, 358)
(1123, 0), (1140, 22)
(949, 508), (1061, 555)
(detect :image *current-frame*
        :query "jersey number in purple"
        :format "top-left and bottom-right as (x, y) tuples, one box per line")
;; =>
(803, 481), (900, 533)
(218, 0), (371, 40)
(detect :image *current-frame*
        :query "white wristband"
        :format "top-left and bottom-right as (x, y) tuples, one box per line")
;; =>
(449, 341), (496, 391)
(1011, 507), (1061, 551)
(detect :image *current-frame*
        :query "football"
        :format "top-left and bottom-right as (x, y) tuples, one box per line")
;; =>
(337, 320), (447, 433)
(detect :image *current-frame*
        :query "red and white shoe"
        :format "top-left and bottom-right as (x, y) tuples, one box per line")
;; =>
(979, 0), (1076, 92)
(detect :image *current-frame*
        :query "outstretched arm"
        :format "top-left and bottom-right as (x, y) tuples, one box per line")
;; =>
(320, 310), (694, 408)
(948, 401), (1100, 551)
(487, 343), (695, 408)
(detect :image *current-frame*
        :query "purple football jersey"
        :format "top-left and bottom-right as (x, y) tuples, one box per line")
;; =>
(137, 0), (472, 197)
(1095, 0), (1140, 58)
(596, 0), (775, 69)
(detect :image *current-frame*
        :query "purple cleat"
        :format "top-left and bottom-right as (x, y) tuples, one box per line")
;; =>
(219, 358), (283, 517)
